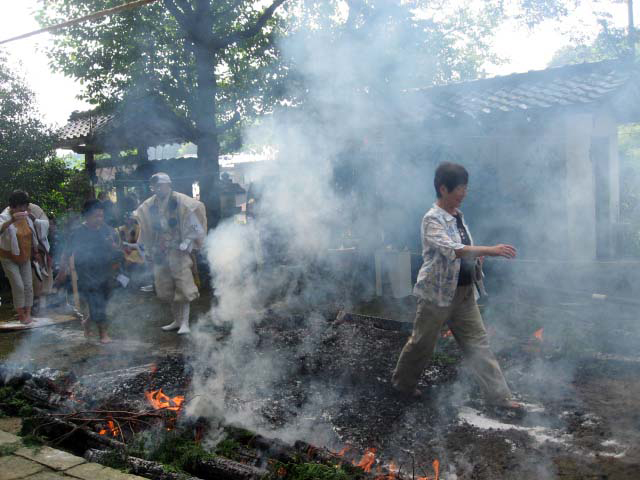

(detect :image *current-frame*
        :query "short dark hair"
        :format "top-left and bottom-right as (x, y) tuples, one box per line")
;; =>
(434, 162), (468, 198)
(82, 199), (104, 217)
(8, 190), (30, 208)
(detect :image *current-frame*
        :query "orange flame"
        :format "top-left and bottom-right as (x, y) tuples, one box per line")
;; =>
(534, 328), (543, 341)
(373, 460), (400, 479)
(331, 445), (350, 457)
(98, 420), (120, 437)
(416, 459), (440, 480)
(145, 388), (185, 411)
(354, 447), (376, 472)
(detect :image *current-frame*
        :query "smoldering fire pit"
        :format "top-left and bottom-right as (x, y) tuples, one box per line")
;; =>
(2, 305), (639, 480)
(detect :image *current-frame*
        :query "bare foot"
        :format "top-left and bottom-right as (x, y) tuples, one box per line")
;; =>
(98, 324), (112, 344)
(490, 399), (526, 415)
(99, 326), (112, 344)
(392, 385), (423, 399)
(82, 320), (92, 338)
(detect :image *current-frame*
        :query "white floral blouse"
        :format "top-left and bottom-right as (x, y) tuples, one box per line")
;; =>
(413, 203), (484, 307)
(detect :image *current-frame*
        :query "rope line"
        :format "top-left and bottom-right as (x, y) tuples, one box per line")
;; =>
(0, 0), (159, 45)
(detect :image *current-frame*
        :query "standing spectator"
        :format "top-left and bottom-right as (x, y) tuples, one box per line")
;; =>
(2, 201), (53, 314)
(98, 191), (118, 227)
(118, 211), (145, 287)
(69, 200), (120, 343)
(0, 191), (39, 324)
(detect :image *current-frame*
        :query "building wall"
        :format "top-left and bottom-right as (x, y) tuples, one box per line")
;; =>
(564, 113), (598, 260)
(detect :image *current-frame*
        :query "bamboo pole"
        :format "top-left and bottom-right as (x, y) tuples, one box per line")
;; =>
(0, 0), (160, 45)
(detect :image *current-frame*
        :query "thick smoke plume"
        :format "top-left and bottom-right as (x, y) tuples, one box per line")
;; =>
(187, 2), (640, 457)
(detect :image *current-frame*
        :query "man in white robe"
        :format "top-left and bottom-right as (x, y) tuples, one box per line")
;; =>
(134, 173), (206, 334)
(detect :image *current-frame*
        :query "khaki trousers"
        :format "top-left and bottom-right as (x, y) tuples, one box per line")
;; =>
(153, 250), (199, 303)
(1, 259), (34, 308)
(392, 285), (512, 403)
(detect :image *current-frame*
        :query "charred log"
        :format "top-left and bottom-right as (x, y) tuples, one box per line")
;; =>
(191, 455), (267, 480)
(24, 410), (126, 452)
(85, 449), (204, 480)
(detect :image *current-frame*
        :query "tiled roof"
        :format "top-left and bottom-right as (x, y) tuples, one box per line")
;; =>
(58, 112), (114, 145)
(56, 96), (193, 152)
(413, 60), (638, 124)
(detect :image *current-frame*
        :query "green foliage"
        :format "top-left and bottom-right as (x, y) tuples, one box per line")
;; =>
(0, 386), (33, 417)
(37, 0), (576, 136)
(0, 53), (90, 217)
(268, 460), (359, 480)
(145, 430), (216, 472)
(550, 22), (632, 67)
(37, 0), (289, 144)
(214, 437), (243, 460)
(223, 425), (256, 443)
(0, 443), (20, 456)
(20, 433), (45, 448)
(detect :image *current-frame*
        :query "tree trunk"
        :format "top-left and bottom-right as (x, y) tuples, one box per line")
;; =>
(193, 44), (221, 229)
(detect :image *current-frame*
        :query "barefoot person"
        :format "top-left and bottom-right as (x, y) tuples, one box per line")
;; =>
(69, 200), (120, 343)
(134, 173), (206, 334)
(392, 162), (521, 410)
(2, 201), (53, 315)
(0, 191), (40, 324)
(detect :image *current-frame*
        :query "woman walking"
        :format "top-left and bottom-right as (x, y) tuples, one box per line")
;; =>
(392, 162), (521, 410)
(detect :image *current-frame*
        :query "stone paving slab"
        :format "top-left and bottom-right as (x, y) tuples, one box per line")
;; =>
(22, 472), (65, 480)
(0, 430), (21, 446)
(0, 455), (45, 480)
(0, 418), (22, 435)
(15, 447), (86, 471)
(0, 429), (146, 480)
(63, 462), (107, 480)
(64, 463), (143, 480)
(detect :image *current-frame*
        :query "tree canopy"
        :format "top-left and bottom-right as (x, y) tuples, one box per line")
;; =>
(0, 52), (91, 216)
(36, 0), (577, 224)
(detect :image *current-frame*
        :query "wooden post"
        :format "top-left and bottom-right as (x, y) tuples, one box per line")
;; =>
(85, 151), (97, 199)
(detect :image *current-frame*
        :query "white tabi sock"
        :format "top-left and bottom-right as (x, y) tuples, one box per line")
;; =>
(161, 302), (183, 331)
(177, 302), (191, 335)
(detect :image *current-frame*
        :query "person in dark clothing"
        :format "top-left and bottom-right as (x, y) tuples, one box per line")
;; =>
(97, 192), (118, 227)
(69, 200), (120, 343)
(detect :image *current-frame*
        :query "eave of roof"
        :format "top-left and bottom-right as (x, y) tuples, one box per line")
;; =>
(408, 59), (639, 125)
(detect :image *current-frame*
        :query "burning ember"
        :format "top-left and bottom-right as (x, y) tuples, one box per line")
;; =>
(98, 420), (120, 437)
(335, 444), (439, 480)
(534, 328), (543, 341)
(416, 459), (440, 480)
(355, 447), (377, 472)
(145, 388), (185, 411)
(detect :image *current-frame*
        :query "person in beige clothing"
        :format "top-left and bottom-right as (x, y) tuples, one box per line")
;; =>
(1, 201), (52, 314)
(134, 173), (206, 334)
(392, 162), (522, 410)
(0, 191), (41, 324)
